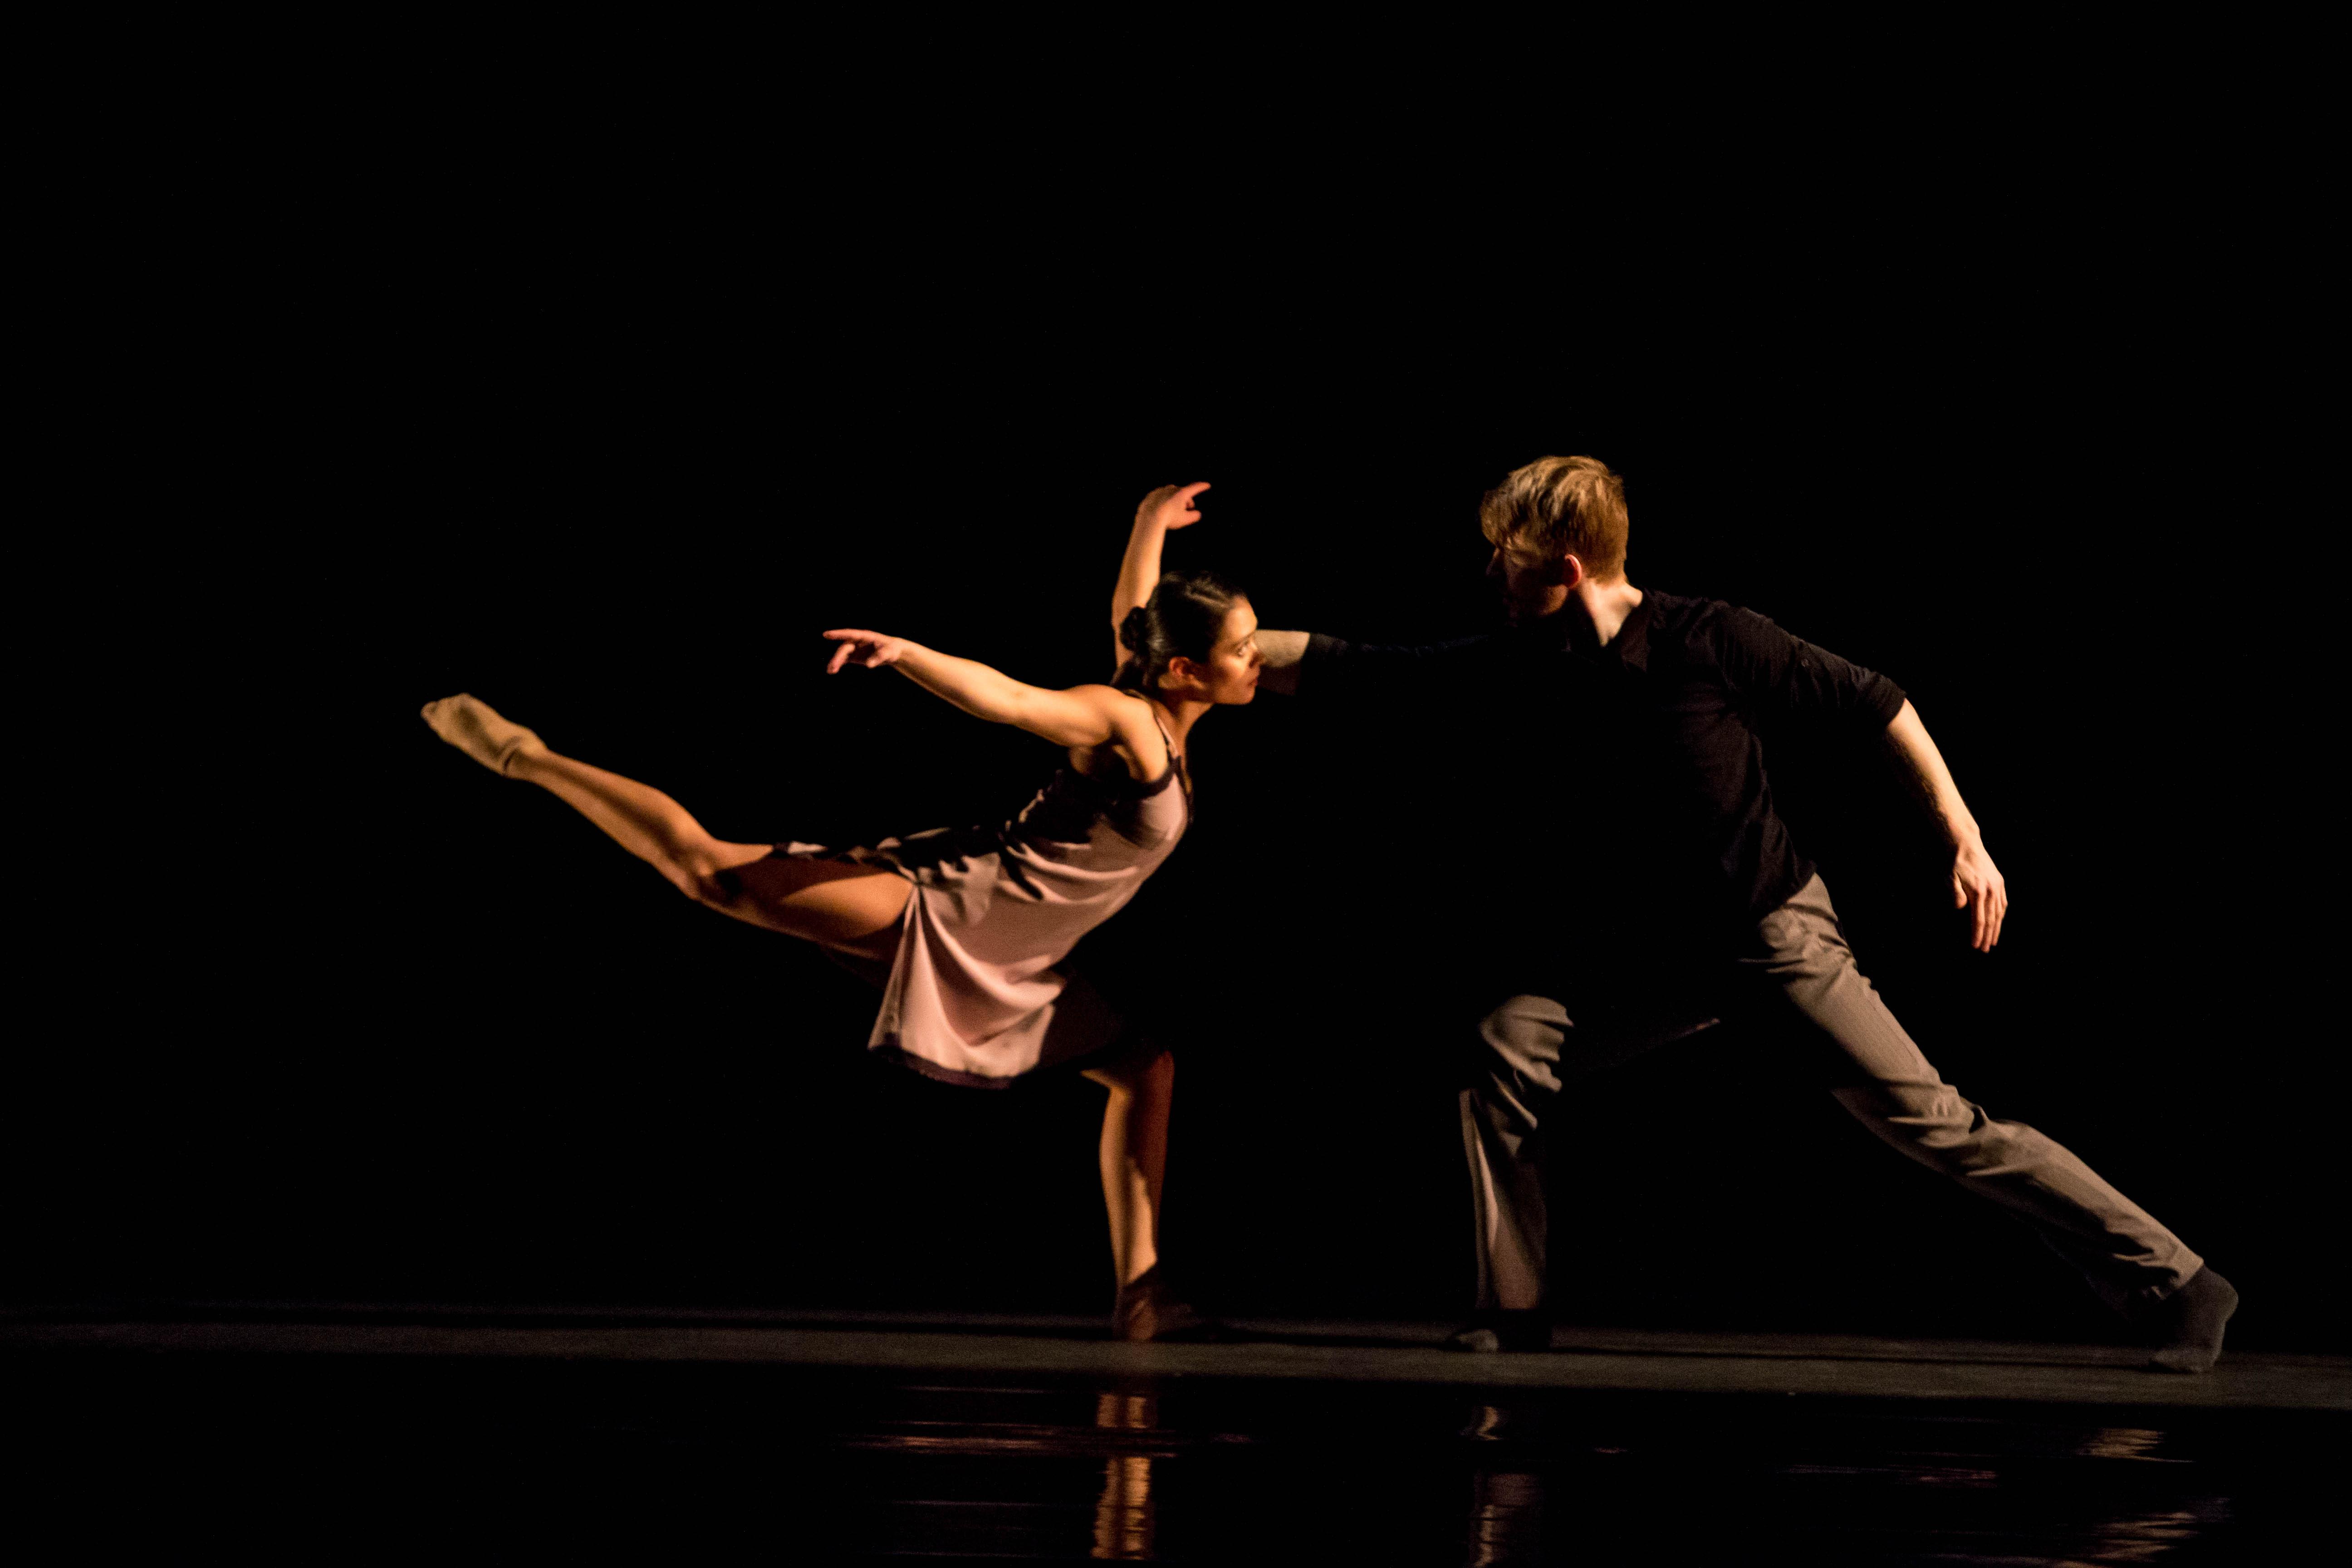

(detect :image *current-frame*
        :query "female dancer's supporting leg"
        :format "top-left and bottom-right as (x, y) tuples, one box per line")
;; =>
(424, 692), (1201, 1335)
(1085, 1046), (1200, 1339)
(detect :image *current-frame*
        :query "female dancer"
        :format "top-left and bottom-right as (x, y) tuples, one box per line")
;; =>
(420, 482), (1258, 1340)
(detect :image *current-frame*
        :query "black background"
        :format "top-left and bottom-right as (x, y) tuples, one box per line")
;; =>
(16, 121), (2338, 1350)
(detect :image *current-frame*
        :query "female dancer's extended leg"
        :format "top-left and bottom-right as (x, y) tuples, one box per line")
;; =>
(421, 694), (909, 958)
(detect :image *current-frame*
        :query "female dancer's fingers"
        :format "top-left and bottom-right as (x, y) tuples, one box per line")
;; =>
(822, 632), (873, 675)
(823, 629), (877, 674)
(1166, 480), (1210, 527)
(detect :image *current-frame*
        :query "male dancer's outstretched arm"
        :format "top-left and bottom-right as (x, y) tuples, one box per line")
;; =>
(1249, 627), (1490, 697)
(1253, 631), (1309, 694)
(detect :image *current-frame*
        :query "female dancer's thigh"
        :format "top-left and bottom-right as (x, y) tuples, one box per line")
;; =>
(704, 848), (912, 961)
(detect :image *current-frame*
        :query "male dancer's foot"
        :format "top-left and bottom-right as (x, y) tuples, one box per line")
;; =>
(2136, 1266), (2239, 1373)
(421, 694), (544, 776)
(1446, 1309), (1551, 1353)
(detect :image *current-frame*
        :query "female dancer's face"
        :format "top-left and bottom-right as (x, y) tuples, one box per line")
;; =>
(1168, 600), (1263, 706)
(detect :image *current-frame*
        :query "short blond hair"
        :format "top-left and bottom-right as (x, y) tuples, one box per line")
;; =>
(1479, 455), (1629, 581)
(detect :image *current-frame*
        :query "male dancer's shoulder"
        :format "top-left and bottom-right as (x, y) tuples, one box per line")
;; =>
(1647, 591), (1757, 628)
(1623, 588), (1732, 656)
(1659, 594), (1794, 656)
(1636, 595), (1817, 692)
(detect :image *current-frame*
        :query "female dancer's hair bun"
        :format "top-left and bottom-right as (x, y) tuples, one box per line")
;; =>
(1114, 569), (1245, 694)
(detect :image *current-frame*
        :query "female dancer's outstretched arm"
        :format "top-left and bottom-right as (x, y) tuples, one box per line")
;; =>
(823, 631), (1169, 780)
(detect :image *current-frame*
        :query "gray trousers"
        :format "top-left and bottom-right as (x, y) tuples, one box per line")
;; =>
(1460, 874), (2202, 1317)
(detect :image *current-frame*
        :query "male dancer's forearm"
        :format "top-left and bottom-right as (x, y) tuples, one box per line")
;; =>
(1886, 700), (2009, 949)
(1254, 630), (1309, 695)
(1885, 700), (1983, 848)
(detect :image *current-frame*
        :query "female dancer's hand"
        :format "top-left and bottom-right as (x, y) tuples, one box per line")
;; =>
(1136, 481), (1210, 531)
(823, 629), (912, 673)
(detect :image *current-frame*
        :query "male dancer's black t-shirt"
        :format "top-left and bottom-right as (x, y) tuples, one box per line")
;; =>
(1301, 590), (1905, 998)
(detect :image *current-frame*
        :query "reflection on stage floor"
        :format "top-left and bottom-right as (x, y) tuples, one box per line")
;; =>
(7, 1310), (2344, 1562)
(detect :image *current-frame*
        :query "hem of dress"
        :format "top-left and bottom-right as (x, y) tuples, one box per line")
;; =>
(874, 1044), (1027, 1090)
(871, 1023), (1146, 1091)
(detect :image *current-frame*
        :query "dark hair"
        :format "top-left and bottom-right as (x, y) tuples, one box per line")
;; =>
(1114, 569), (1246, 693)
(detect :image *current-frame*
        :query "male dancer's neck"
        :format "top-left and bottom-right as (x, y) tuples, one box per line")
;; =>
(1552, 579), (1646, 652)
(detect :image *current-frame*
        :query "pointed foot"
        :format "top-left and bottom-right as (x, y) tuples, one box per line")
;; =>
(421, 693), (544, 776)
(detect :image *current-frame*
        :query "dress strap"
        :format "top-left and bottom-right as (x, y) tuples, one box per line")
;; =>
(1147, 705), (1193, 816)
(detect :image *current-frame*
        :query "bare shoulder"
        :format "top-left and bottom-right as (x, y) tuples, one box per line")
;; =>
(1063, 684), (1169, 781)
(1062, 683), (1152, 719)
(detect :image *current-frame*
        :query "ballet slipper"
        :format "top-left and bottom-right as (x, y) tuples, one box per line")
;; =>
(1444, 1310), (1551, 1353)
(1112, 1264), (1236, 1343)
(420, 693), (544, 776)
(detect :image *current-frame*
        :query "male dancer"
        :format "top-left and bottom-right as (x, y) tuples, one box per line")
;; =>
(1254, 456), (2236, 1372)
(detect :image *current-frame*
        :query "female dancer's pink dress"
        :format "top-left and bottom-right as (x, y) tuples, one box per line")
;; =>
(781, 744), (1190, 1087)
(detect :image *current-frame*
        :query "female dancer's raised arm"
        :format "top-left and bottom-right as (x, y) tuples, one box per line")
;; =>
(1110, 483), (1209, 671)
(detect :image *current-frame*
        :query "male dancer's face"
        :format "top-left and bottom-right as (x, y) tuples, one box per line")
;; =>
(1485, 540), (1575, 625)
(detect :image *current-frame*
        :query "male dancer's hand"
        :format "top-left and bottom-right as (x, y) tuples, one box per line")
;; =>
(823, 629), (911, 672)
(1953, 837), (2008, 952)
(1886, 701), (2009, 953)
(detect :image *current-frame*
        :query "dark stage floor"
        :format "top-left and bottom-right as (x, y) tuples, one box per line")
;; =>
(8, 1306), (2345, 1563)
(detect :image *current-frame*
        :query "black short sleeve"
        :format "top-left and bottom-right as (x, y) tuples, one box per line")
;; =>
(1713, 607), (1906, 730)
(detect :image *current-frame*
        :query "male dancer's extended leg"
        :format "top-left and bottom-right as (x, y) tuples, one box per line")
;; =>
(1740, 873), (2236, 1371)
(421, 693), (910, 957)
